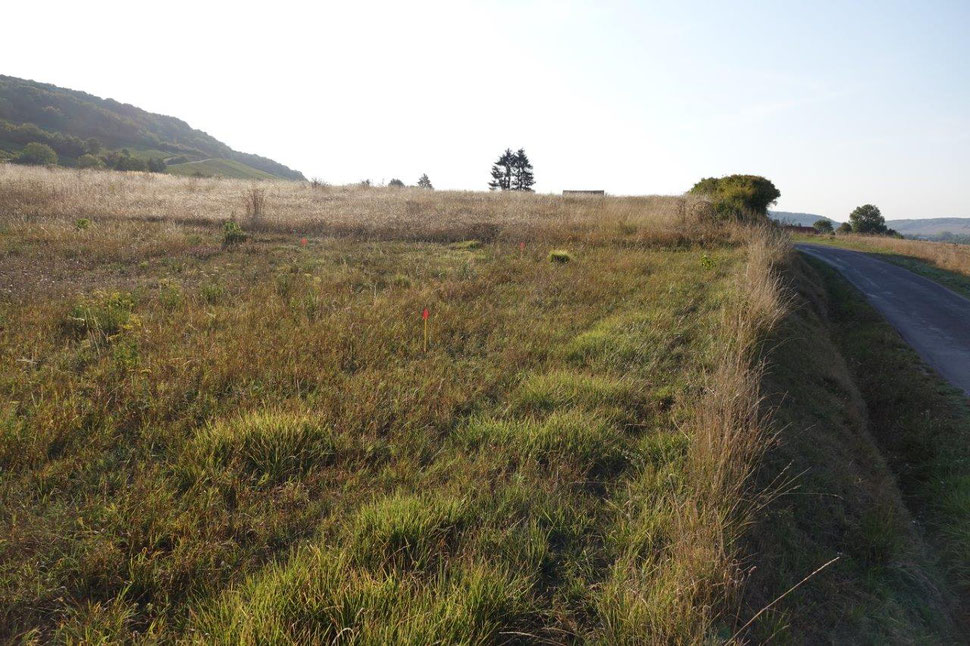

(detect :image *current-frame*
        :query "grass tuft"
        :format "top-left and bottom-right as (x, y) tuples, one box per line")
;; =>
(187, 411), (343, 484)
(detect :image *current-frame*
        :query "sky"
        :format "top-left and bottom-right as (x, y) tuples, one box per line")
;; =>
(5, 0), (970, 220)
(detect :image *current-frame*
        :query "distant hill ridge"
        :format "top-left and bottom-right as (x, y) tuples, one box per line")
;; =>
(886, 218), (970, 237)
(770, 210), (970, 243)
(0, 75), (304, 180)
(770, 211), (838, 227)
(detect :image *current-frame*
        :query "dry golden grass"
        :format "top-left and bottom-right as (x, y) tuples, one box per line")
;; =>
(0, 165), (789, 643)
(0, 164), (723, 247)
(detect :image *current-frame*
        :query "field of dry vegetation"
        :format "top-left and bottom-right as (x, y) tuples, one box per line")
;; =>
(0, 165), (794, 642)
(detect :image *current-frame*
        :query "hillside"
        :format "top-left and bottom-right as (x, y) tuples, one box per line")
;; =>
(770, 210), (838, 227)
(0, 75), (304, 180)
(887, 217), (970, 242)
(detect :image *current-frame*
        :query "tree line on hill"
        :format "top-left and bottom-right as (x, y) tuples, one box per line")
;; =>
(0, 75), (305, 179)
(10, 139), (168, 173)
(809, 205), (901, 238)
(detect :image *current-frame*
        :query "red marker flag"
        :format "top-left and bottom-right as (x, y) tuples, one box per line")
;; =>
(422, 308), (430, 352)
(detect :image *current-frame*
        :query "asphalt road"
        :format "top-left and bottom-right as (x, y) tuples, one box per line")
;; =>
(797, 243), (970, 395)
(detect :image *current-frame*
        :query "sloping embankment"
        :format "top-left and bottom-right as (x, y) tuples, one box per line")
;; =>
(739, 252), (970, 642)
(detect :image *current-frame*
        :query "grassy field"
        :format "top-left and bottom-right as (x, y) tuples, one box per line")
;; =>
(0, 165), (790, 642)
(164, 159), (278, 181)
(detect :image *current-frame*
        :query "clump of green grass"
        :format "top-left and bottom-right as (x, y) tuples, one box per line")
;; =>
(450, 239), (482, 250)
(186, 411), (343, 484)
(199, 281), (225, 304)
(195, 547), (533, 645)
(75, 218), (91, 230)
(549, 249), (572, 263)
(512, 370), (646, 425)
(349, 493), (470, 570)
(157, 279), (183, 310)
(460, 409), (626, 475)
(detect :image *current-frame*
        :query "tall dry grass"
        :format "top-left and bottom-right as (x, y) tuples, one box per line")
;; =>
(0, 164), (725, 246)
(596, 226), (790, 643)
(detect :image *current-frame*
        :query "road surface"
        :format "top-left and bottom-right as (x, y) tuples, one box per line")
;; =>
(797, 243), (970, 395)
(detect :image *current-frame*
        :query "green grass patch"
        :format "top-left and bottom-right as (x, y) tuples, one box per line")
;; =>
(166, 158), (277, 180)
(186, 411), (345, 485)
(195, 548), (534, 645)
(459, 409), (627, 475)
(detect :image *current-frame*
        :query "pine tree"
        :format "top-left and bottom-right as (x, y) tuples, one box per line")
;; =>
(511, 148), (534, 191)
(417, 173), (433, 190)
(488, 148), (514, 191)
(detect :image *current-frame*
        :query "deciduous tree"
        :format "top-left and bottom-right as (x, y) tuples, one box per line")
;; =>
(812, 219), (834, 234)
(15, 142), (57, 166)
(848, 204), (886, 234)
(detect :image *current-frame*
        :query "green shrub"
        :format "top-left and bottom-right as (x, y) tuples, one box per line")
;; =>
(688, 174), (780, 221)
(15, 142), (58, 166)
(548, 249), (572, 263)
(222, 220), (247, 247)
(77, 154), (103, 169)
(812, 219), (834, 234)
(75, 218), (91, 231)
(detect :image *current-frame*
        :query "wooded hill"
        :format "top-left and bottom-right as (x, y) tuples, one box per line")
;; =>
(0, 75), (304, 180)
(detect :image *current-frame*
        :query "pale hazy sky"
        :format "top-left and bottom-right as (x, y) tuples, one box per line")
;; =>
(7, 0), (970, 220)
